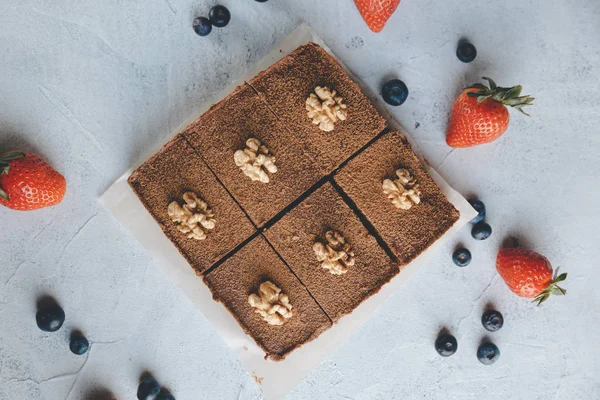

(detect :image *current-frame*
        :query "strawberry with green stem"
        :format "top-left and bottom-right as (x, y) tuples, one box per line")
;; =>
(0, 151), (66, 211)
(496, 248), (568, 306)
(446, 77), (535, 148)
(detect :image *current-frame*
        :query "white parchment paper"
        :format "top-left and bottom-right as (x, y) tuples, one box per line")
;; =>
(99, 24), (477, 400)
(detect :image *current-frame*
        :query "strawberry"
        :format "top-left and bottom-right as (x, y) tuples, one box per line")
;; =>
(0, 151), (66, 211)
(446, 77), (534, 148)
(353, 0), (400, 33)
(496, 248), (567, 306)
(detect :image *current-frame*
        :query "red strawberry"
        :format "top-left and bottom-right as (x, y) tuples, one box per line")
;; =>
(446, 77), (534, 148)
(496, 248), (567, 306)
(353, 0), (400, 33)
(0, 151), (66, 211)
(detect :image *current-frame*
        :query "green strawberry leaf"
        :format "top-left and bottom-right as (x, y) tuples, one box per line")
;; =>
(551, 286), (567, 296)
(504, 85), (523, 99)
(467, 83), (489, 91)
(0, 188), (8, 201)
(468, 78), (533, 113)
(0, 151), (25, 162)
(534, 294), (549, 306)
(482, 77), (497, 90)
(555, 273), (568, 282)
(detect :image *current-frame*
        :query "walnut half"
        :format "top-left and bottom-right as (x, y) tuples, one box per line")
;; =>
(167, 192), (216, 240)
(248, 281), (293, 326)
(313, 230), (355, 275)
(305, 86), (348, 132)
(234, 138), (277, 183)
(382, 169), (421, 210)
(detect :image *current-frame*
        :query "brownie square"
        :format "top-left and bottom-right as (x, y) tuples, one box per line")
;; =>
(182, 84), (323, 227)
(248, 42), (387, 174)
(264, 183), (399, 321)
(334, 130), (460, 265)
(128, 138), (255, 274)
(204, 235), (332, 361)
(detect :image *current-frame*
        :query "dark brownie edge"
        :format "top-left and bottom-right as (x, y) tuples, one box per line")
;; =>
(261, 233), (333, 322)
(329, 178), (399, 265)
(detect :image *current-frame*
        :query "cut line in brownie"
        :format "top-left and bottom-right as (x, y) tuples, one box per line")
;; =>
(334, 130), (460, 265)
(203, 235), (332, 361)
(249, 42), (387, 174)
(182, 84), (323, 228)
(128, 138), (255, 274)
(264, 183), (399, 321)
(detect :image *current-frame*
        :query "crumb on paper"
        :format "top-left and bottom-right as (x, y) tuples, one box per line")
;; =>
(252, 372), (264, 385)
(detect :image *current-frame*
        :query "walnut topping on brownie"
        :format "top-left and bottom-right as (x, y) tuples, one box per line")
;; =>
(167, 192), (216, 240)
(248, 281), (293, 325)
(305, 86), (348, 132)
(313, 230), (355, 275)
(234, 138), (278, 183)
(382, 169), (422, 210)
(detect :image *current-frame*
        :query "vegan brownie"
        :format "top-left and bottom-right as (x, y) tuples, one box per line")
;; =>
(182, 84), (323, 227)
(248, 42), (387, 174)
(203, 235), (332, 361)
(128, 138), (255, 274)
(264, 183), (399, 321)
(334, 130), (460, 265)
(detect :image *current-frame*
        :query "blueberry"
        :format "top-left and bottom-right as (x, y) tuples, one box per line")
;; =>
(382, 79), (408, 106)
(156, 392), (176, 400)
(467, 199), (486, 224)
(481, 310), (504, 332)
(69, 333), (89, 355)
(137, 377), (160, 400)
(456, 41), (477, 63)
(193, 17), (212, 37)
(471, 222), (492, 240)
(435, 333), (457, 357)
(209, 5), (230, 28)
(36, 303), (65, 332)
(477, 342), (500, 365)
(452, 248), (472, 267)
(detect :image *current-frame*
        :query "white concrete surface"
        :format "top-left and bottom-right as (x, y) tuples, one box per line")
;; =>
(1, 0), (599, 399)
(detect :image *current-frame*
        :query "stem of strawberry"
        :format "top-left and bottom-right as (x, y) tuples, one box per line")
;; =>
(533, 267), (568, 306)
(466, 77), (535, 116)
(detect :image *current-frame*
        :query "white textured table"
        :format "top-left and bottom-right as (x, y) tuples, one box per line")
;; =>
(1, 1), (599, 399)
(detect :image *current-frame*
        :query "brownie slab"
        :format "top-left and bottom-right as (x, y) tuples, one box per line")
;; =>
(249, 42), (387, 174)
(182, 84), (323, 227)
(204, 235), (332, 361)
(264, 183), (399, 321)
(334, 130), (460, 265)
(128, 138), (255, 274)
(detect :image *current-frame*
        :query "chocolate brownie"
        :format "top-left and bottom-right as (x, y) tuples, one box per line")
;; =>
(264, 183), (399, 321)
(203, 235), (332, 361)
(128, 138), (255, 274)
(334, 130), (460, 265)
(182, 84), (323, 227)
(248, 42), (387, 174)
